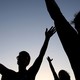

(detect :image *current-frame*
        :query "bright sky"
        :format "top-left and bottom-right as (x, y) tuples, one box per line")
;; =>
(0, 0), (80, 80)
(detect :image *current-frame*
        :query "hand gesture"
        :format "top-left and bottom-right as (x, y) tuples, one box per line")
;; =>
(47, 56), (53, 62)
(45, 26), (56, 39)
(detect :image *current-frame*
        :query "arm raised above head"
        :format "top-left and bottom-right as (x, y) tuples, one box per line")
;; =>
(45, 0), (67, 22)
(29, 26), (56, 76)
(45, 1), (80, 80)
(47, 56), (59, 80)
(45, 0), (78, 57)
(45, 0), (77, 34)
(38, 26), (56, 60)
(45, 0), (62, 21)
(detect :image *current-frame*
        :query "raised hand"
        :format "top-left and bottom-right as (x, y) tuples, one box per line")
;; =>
(47, 56), (53, 62)
(45, 26), (56, 39)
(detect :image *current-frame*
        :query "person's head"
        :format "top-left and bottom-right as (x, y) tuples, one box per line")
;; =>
(58, 70), (70, 80)
(72, 11), (80, 33)
(17, 51), (31, 68)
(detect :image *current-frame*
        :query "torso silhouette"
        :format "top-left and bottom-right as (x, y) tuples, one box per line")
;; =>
(0, 63), (39, 80)
(17, 71), (33, 80)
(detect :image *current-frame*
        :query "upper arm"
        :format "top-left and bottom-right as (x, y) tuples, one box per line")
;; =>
(0, 64), (8, 75)
(28, 56), (43, 77)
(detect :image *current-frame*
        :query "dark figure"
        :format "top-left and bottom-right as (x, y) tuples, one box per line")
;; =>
(47, 56), (70, 80)
(45, 0), (80, 80)
(0, 26), (56, 80)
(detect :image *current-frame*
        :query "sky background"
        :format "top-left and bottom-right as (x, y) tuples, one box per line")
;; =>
(0, 0), (80, 80)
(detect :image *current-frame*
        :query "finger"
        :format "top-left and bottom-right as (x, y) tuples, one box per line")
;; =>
(53, 27), (56, 30)
(49, 26), (53, 31)
(53, 29), (56, 33)
(51, 59), (53, 61)
(52, 27), (56, 33)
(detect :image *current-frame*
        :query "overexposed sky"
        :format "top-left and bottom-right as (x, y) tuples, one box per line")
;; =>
(0, 0), (80, 80)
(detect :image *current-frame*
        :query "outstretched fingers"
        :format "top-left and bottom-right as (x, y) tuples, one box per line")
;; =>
(45, 26), (56, 38)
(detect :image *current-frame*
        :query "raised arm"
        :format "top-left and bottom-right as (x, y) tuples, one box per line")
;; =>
(47, 56), (59, 80)
(45, 1), (80, 80)
(45, 0), (64, 22)
(45, 0), (78, 55)
(38, 26), (56, 59)
(29, 26), (56, 76)
(45, 0), (77, 35)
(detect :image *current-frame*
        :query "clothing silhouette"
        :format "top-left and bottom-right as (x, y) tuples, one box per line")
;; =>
(0, 26), (56, 80)
(47, 56), (70, 80)
(45, 0), (80, 80)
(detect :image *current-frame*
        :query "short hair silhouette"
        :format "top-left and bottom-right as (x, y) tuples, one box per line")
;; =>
(59, 70), (70, 80)
(17, 51), (30, 67)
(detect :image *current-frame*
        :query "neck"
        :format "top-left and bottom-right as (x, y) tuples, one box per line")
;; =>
(18, 66), (26, 73)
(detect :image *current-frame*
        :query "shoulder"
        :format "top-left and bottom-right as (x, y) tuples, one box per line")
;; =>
(0, 63), (16, 75)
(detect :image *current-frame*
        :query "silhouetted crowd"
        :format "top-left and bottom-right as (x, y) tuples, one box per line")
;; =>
(0, 0), (80, 80)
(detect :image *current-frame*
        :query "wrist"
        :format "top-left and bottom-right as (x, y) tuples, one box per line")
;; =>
(45, 37), (50, 40)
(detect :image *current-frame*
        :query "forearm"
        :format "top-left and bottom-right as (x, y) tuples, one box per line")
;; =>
(33, 37), (50, 68)
(29, 38), (50, 74)
(45, 0), (77, 53)
(45, 0), (63, 21)
(45, 0), (72, 28)
(39, 37), (50, 58)
(45, 0), (76, 31)
(48, 61), (59, 80)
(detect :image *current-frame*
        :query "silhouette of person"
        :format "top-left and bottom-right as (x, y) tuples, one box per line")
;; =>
(45, 0), (80, 80)
(0, 26), (56, 80)
(47, 56), (70, 80)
